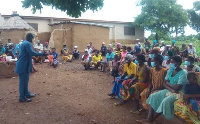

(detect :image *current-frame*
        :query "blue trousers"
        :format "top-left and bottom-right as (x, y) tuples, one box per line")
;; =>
(112, 77), (123, 99)
(19, 73), (31, 100)
(190, 99), (199, 112)
(111, 76), (129, 99)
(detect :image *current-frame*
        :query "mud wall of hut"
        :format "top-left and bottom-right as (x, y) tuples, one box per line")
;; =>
(37, 32), (51, 44)
(50, 23), (109, 52)
(49, 23), (73, 54)
(0, 29), (26, 45)
(72, 24), (109, 52)
(0, 62), (16, 78)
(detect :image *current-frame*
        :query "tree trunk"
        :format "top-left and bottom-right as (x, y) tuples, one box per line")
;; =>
(175, 28), (178, 40)
(155, 33), (159, 43)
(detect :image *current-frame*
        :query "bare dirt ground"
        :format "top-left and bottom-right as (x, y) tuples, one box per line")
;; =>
(0, 59), (184, 124)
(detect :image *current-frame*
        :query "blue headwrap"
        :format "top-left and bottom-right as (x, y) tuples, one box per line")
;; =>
(172, 40), (176, 43)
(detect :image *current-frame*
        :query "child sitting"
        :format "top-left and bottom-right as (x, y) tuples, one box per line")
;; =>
(183, 72), (200, 120)
(48, 52), (54, 66)
(100, 49), (115, 72)
(48, 48), (59, 68)
(72, 46), (80, 59)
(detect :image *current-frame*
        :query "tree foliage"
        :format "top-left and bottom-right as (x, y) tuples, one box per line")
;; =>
(21, 0), (104, 18)
(134, 0), (188, 38)
(188, 1), (200, 33)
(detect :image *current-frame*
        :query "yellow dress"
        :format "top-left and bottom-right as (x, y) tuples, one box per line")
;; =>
(129, 64), (149, 100)
(140, 67), (167, 109)
(92, 55), (102, 65)
(62, 49), (72, 62)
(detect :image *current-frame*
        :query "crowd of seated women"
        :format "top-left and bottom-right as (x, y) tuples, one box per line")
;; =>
(82, 39), (200, 124)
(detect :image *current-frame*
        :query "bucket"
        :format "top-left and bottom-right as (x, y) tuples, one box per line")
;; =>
(6, 56), (12, 61)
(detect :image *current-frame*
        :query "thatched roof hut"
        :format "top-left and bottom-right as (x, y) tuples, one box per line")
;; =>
(0, 16), (35, 30)
(0, 14), (36, 45)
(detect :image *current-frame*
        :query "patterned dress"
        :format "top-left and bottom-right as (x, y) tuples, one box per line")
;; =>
(174, 72), (200, 124)
(141, 67), (167, 109)
(120, 65), (148, 100)
(146, 69), (187, 120)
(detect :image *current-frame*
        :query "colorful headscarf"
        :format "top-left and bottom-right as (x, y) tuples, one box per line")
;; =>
(153, 40), (157, 43)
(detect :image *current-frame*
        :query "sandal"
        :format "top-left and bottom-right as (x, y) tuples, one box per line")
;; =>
(136, 119), (153, 124)
(130, 108), (143, 115)
(114, 100), (125, 106)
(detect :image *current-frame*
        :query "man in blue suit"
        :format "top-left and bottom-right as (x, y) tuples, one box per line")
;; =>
(15, 33), (45, 102)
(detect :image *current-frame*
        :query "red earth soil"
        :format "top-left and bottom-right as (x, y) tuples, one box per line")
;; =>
(0, 59), (184, 124)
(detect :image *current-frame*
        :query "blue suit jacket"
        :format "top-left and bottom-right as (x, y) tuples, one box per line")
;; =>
(15, 40), (43, 74)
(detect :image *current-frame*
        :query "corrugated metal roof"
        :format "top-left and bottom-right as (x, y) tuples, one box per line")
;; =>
(2, 15), (132, 24)
(49, 21), (113, 28)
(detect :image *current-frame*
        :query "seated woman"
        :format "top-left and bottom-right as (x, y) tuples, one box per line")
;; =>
(32, 48), (42, 63)
(81, 49), (91, 70)
(141, 55), (167, 110)
(114, 43), (122, 57)
(179, 43), (188, 58)
(0, 42), (5, 56)
(147, 47), (161, 67)
(174, 72), (200, 123)
(119, 46), (128, 63)
(91, 50), (102, 69)
(100, 42), (107, 56)
(111, 55), (120, 81)
(184, 56), (199, 72)
(137, 55), (187, 123)
(62, 47), (73, 62)
(108, 54), (136, 98)
(101, 49), (115, 72)
(6, 44), (15, 59)
(162, 51), (173, 69)
(117, 54), (150, 111)
(72, 46), (80, 59)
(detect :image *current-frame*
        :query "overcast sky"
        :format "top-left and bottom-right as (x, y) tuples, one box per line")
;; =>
(0, 0), (198, 36)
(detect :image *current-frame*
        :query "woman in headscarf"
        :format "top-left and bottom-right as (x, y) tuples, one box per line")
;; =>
(108, 54), (136, 98)
(116, 54), (149, 108)
(114, 43), (122, 57)
(62, 45), (73, 62)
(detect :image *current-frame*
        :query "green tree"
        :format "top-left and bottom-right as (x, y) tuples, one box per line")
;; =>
(134, 0), (188, 41)
(188, 1), (200, 33)
(21, 0), (104, 18)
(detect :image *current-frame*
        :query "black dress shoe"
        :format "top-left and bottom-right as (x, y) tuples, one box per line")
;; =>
(26, 93), (36, 98)
(19, 98), (32, 102)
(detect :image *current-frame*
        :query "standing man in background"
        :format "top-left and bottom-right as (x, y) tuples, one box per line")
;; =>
(15, 33), (46, 102)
